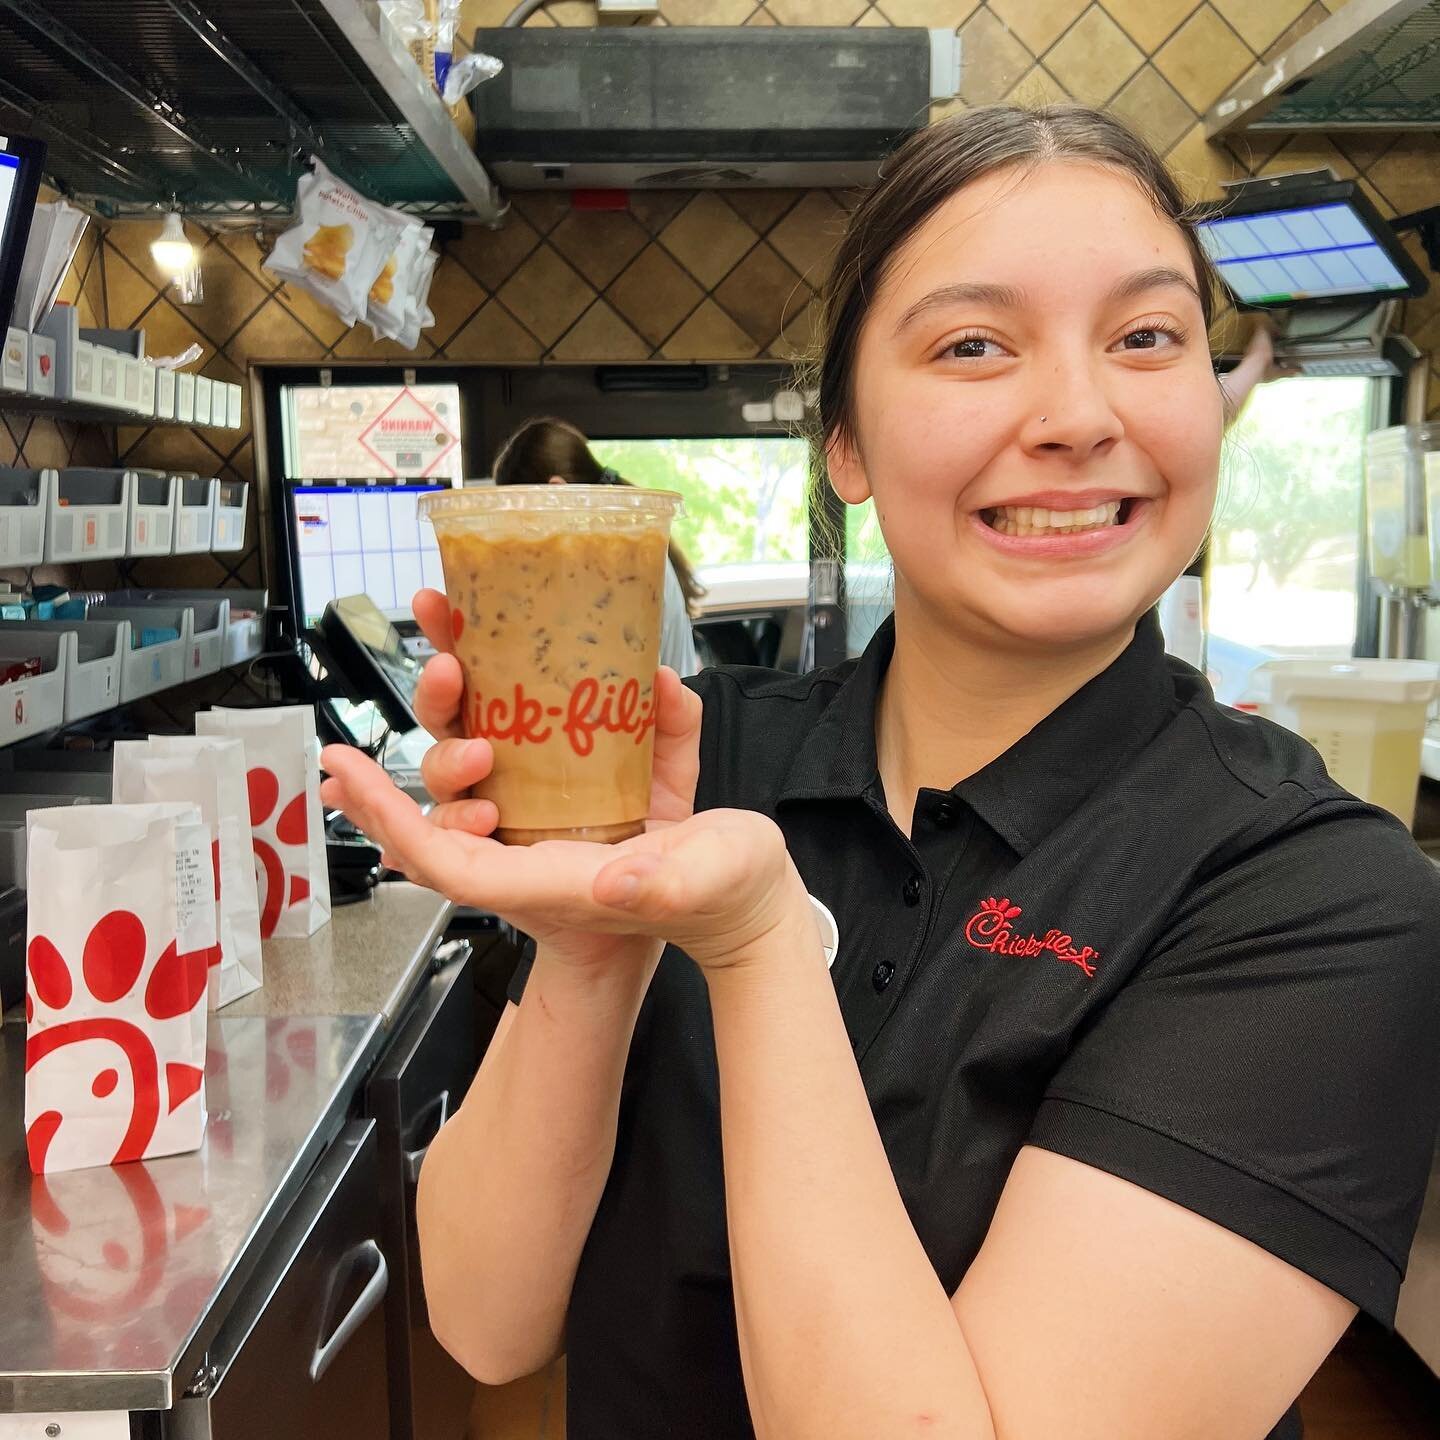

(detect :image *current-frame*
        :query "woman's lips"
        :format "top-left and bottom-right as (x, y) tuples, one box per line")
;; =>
(971, 497), (1151, 558)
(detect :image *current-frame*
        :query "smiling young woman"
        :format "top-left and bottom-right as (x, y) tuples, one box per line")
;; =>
(319, 105), (1440, 1440)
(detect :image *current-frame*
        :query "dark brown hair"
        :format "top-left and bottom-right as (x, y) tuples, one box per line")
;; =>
(491, 417), (706, 615)
(818, 104), (1219, 457)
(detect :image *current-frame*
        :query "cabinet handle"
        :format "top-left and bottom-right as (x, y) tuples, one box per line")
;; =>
(309, 1239), (389, 1383)
(403, 1088), (451, 1185)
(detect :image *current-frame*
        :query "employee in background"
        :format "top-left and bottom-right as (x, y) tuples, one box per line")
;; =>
(492, 417), (703, 678)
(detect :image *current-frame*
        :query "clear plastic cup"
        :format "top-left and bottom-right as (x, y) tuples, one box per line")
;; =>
(420, 484), (681, 845)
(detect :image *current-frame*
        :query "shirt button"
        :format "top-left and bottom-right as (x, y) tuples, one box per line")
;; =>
(901, 874), (923, 906)
(872, 960), (895, 993)
(932, 800), (958, 829)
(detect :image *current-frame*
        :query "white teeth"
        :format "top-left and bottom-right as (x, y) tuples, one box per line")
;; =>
(986, 500), (1122, 538)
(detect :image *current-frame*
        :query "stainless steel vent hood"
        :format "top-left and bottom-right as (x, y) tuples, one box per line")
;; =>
(468, 26), (955, 190)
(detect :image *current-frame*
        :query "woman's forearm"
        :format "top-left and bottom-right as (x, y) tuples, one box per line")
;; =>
(708, 914), (995, 1440)
(417, 942), (659, 1383)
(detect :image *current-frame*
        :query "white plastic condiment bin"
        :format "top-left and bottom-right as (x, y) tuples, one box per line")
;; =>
(1, 328), (27, 391)
(0, 619), (125, 722)
(127, 469), (178, 557)
(44, 468), (132, 563)
(212, 480), (248, 552)
(0, 632), (66, 743)
(0, 468), (53, 568)
(156, 365), (177, 420)
(28, 332), (56, 398)
(172, 474), (216, 553)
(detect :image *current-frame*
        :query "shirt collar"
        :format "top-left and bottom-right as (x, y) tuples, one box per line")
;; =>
(777, 610), (1179, 855)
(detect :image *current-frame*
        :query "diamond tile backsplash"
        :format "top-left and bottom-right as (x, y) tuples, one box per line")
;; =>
(4, 0), (1434, 568)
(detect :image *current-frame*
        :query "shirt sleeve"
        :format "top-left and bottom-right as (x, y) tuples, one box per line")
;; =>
(1027, 799), (1440, 1325)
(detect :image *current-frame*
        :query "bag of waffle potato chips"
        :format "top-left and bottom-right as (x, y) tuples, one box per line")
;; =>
(367, 216), (434, 345)
(265, 159), (403, 327)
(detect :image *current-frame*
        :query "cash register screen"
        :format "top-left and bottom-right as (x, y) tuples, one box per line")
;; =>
(1195, 201), (1411, 306)
(290, 482), (448, 628)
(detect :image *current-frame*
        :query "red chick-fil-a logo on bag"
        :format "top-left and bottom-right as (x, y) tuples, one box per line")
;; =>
(964, 896), (1099, 979)
(469, 677), (658, 757)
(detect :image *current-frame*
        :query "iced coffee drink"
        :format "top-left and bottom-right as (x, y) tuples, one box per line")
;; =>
(420, 485), (681, 845)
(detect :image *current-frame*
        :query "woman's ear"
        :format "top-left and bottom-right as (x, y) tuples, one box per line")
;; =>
(826, 431), (872, 507)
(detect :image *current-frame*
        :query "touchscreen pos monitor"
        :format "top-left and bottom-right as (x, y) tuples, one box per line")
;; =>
(0, 133), (45, 331)
(1194, 175), (1427, 311)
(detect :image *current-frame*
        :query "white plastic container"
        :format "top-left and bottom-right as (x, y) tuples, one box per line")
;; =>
(0, 631), (66, 744)
(90, 599), (215, 681)
(193, 374), (213, 426)
(136, 360), (157, 416)
(37, 306), (100, 405)
(110, 587), (267, 666)
(95, 346), (123, 409)
(127, 469), (178, 556)
(1, 327), (27, 391)
(156, 365), (177, 420)
(225, 382), (243, 428)
(55, 610), (187, 702)
(1366, 426), (1433, 590)
(172, 474), (216, 553)
(212, 479), (248, 552)
(1249, 658), (1440, 827)
(29, 332), (56, 398)
(45, 468), (132, 563)
(2, 618), (125, 721)
(0, 468), (53, 568)
(175, 371), (196, 423)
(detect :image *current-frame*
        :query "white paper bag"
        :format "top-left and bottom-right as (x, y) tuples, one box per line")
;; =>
(112, 736), (264, 1009)
(24, 802), (215, 1174)
(196, 705), (331, 938)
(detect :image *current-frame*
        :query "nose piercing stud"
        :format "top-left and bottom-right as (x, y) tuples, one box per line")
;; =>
(1040, 415), (1047, 423)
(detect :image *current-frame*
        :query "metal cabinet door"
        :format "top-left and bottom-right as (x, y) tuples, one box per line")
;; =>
(167, 1122), (390, 1440)
(368, 944), (478, 1440)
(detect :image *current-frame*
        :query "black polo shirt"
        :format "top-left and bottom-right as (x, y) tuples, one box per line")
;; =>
(508, 611), (1440, 1440)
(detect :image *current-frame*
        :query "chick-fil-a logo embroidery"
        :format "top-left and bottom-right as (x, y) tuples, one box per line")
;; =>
(964, 896), (1099, 979)
(469, 677), (658, 757)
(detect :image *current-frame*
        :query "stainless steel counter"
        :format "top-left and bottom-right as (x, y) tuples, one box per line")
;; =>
(0, 880), (457, 1416)
(0, 1014), (381, 1413)
(226, 883), (452, 1027)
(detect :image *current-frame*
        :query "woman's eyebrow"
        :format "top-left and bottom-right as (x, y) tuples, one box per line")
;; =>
(1108, 266), (1201, 305)
(892, 266), (1201, 338)
(892, 281), (1026, 336)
